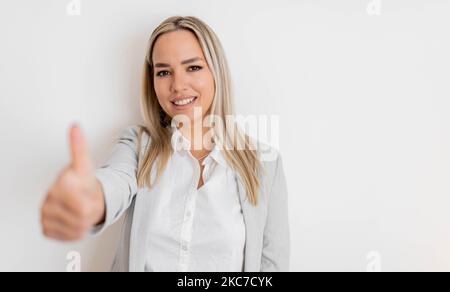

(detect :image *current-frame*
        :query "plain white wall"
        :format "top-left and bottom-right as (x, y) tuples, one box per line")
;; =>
(1, 0), (449, 271)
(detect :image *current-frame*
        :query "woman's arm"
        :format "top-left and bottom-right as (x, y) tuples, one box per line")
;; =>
(91, 125), (141, 235)
(261, 154), (291, 271)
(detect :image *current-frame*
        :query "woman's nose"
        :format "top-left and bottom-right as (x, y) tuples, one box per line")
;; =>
(171, 71), (189, 92)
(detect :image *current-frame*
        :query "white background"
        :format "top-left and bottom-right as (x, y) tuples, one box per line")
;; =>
(0, 0), (449, 271)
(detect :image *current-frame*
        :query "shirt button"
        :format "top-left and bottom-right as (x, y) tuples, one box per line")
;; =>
(186, 211), (192, 218)
(182, 244), (188, 251)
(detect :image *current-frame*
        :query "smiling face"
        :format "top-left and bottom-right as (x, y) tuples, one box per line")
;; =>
(152, 29), (215, 129)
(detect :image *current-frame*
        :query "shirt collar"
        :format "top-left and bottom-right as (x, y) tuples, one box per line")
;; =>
(169, 124), (229, 169)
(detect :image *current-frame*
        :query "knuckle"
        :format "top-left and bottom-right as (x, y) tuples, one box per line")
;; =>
(41, 204), (50, 217)
(40, 216), (47, 227)
(47, 186), (61, 201)
(43, 227), (51, 238)
(42, 219), (53, 230)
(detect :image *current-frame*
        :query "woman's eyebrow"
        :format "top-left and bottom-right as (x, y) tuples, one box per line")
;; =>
(154, 57), (203, 68)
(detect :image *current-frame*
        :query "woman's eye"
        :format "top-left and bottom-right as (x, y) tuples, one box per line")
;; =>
(156, 66), (202, 77)
(188, 65), (203, 72)
(156, 71), (170, 77)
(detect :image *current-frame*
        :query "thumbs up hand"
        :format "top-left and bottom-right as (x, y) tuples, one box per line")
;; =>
(40, 124), (106, 241)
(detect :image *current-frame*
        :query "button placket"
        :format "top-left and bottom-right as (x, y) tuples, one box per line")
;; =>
(202, 162), (211, 183)
(177, 189), (197, 272)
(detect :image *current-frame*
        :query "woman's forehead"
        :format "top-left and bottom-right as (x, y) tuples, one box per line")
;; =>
(152, 30), (204, 63)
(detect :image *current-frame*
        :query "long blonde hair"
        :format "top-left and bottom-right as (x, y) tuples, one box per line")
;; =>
(136, 16), (263, 205)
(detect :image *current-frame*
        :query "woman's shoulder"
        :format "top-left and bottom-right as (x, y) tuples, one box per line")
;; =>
(118, 124), (140, 138)
(241, 136), (282, 185)
(247, 137), (281, 166)
(117, 124), (152, 154)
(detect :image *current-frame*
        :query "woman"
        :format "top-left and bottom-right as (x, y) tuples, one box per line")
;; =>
(40, 16), (290, 272)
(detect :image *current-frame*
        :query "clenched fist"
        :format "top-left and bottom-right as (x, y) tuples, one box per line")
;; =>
(40, 124), (106, 241)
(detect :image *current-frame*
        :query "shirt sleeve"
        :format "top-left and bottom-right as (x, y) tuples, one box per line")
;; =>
(90, 125), (141, 236)
(261, 153), (291, 271)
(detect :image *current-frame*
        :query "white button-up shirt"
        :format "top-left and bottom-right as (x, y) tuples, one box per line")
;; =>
(144, 125), (246, 272)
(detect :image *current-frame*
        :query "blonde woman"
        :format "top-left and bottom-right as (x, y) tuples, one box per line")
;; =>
(40, 16), (290, 272)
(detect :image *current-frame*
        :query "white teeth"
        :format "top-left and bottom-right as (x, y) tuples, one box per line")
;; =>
(174, 97), (196, 106)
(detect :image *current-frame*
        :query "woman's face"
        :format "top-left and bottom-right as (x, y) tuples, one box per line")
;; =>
(152, 29), (215, 127)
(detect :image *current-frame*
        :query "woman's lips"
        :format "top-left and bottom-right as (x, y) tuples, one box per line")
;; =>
(171, 96), (198, 109)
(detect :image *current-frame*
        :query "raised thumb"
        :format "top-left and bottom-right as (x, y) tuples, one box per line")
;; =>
(69, 123), (93, 174)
